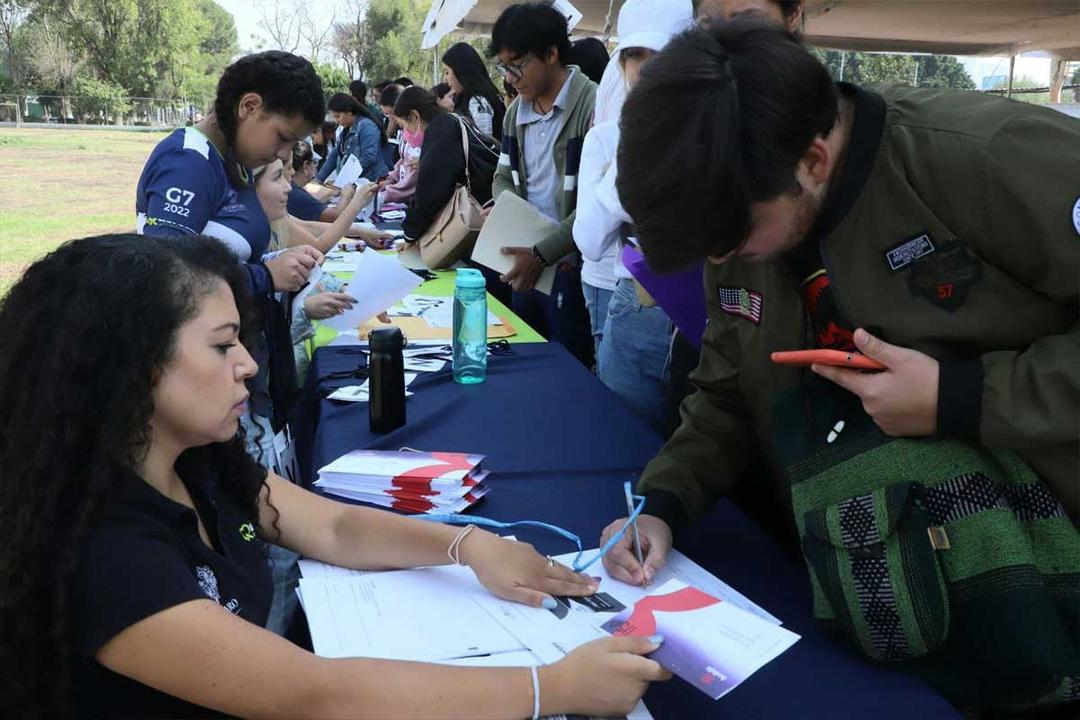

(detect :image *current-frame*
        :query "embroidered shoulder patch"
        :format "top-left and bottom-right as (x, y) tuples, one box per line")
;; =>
(885, 233), (935, 271)
(717, 286), (762, 324)
(1072, 197), (1080, 236)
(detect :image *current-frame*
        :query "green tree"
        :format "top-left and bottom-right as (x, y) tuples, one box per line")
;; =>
(334, 0), (432, 84)
(813, 50), (975, 90)
(39, 0), (236, 100)
(914, 55), (976, 90)
(988, 75), (1051, 105)
(314, 60), (349, 98)
(71, 73), (130, 121)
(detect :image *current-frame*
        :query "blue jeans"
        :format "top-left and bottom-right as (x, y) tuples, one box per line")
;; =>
(241, 411), (300, 637)
(597, 279), (674, 433)
(581, 280), (614, 362)
(512, 266), (594, 368)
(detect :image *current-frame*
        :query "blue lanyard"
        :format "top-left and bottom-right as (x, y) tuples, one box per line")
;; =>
(422, 481), (646, 572)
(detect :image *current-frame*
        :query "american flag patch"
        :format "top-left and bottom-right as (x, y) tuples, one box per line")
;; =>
(717, 286), (762, 324)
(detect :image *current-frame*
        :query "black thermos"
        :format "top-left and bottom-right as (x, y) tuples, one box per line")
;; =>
(368, 327), (406, 433)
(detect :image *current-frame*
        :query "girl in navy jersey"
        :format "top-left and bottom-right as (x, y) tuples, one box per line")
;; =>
(136, 50), (327, 299)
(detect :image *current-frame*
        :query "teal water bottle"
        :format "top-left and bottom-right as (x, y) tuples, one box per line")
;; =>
(453, 268), (488, 384)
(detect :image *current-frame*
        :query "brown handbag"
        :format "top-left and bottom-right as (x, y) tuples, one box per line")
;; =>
(416, 115), (486, 269)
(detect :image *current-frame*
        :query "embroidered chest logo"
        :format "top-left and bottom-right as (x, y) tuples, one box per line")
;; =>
(195, 565), (221, 603)
(906, 240), (981, 312)
(717, 286), (762, 324)
(884, 233), (935, 271)
(238, 522), (256, 542)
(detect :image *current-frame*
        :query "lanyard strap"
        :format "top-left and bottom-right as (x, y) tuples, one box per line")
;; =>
(421, 482), (646, 572)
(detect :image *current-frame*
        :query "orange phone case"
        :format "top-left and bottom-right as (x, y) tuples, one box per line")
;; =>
(770, 350), (886, 371)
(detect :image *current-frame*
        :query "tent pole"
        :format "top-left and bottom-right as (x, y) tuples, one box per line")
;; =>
(1007, 54), (1015, 98)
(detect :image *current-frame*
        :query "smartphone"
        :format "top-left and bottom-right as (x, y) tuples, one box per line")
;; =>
(771, 349), (886, 372)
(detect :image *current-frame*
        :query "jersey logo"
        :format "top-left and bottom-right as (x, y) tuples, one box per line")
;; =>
(716, 286), (762, 324)
(1072, 197), (1080, 237)
(885, 233), (935, 271)
(906, 240), (981, 312)
(196, 565), (221, 603)
(238, 522), (256, 542)
(165, 187), (195, 205)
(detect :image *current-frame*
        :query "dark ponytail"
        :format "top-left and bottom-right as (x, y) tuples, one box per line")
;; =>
(442, 41), (505, 122)
(393, 86), (447, 125)
(214, 50), (326, 188)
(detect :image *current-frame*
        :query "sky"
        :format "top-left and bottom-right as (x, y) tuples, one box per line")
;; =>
(216, 0), (1059, 90)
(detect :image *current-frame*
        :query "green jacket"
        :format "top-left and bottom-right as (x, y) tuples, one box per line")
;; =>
(492, 67), (597, 263)
(641, 84), (1080, 532)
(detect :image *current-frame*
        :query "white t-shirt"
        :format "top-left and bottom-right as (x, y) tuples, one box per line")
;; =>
(573, 120), (632, 290)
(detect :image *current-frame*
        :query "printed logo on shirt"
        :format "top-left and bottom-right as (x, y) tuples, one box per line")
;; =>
(716, 286), (763, 324)
(1072, 197), (1080, 236)
(884, 233), (935, 271)
(907, 240), (981, 312)
(238, 522), (257, 542)
(196, 565), (221, 603)
(224, 598), (242, 615)
(162, 186), (195, 218)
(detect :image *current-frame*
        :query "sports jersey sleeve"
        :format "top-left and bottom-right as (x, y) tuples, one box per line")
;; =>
(139, 149), (214, 237)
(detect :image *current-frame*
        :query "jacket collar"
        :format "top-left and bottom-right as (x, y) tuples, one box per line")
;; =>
(804, 82), (887, 245)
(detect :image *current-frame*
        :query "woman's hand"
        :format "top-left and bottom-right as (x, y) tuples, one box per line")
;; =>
(542, 636), (670, 717)
(266, 247), (320, 292)
(460, 530), (598, 608)
(303, 292), (357, 320)
(347, 182), (378, 210)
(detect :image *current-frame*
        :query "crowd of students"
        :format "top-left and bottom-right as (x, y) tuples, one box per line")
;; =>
(1, 0), (1078, 717)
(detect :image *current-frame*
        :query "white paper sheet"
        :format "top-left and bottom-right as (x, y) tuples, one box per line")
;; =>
(301, 566), (525, 661)
(472, 192), (557, 295)
(325, 373), (418, 403)
(321, 249), (423, 332)
(332, 155), (363, 188)
(552, 549), (782, 626)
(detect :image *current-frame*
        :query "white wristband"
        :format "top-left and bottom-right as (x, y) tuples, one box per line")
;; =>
(530, 665), (540, 720)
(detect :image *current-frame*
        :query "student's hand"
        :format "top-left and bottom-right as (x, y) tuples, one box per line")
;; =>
(460, 530), (599, 607)
(353, 228), (395, 248)
(348, 182), (377, 209)
(289, 244), (324, 265)
(543, 636), (670, 717)
(499, 246), (544, 292)
(812, 328), (939, 437)
(303, 292), (357, 320)
(599, 514), (673, 586)
(266, 250), (318, 292)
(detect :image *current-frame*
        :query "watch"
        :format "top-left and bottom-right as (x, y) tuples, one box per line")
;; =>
(531, 245), (550, 267)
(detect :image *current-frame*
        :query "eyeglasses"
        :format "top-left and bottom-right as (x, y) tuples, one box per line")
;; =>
(423, 481), (646, 573)
(495, 55), (536, 81)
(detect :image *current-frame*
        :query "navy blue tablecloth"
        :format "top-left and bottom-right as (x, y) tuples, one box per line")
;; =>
(297, 343), (960, 719)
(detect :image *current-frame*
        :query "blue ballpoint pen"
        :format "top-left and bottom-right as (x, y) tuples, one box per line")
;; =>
(624, 482), (647, 587)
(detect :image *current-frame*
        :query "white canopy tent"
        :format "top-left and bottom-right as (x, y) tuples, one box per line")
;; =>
(420, 0), (1080, 58)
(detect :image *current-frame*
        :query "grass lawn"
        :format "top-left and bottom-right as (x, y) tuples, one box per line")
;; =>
(0, 127), (168, 297)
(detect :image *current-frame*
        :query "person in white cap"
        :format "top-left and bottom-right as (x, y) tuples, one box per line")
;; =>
(572, 0), (694, 431)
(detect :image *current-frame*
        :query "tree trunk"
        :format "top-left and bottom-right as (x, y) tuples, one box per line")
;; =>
(1049, 58), (1068, 104)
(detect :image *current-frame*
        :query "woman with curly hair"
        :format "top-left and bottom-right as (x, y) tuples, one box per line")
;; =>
(0, 233), (669, 718)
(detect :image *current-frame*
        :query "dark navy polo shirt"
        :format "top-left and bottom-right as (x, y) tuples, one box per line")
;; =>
(71, 451), (273, 718)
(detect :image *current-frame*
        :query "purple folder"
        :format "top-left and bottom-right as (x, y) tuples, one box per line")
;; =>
(622, 245), (707, 349)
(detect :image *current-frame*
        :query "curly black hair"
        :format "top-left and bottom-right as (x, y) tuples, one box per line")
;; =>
(0, 234), (277, 716)
(214, 50), (326, 187)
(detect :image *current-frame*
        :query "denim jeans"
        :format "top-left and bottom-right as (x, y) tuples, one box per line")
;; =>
(512, 266), (594, 368)
(581, 280), (615, 363)
(241, 411), (300, 637)
(597, 279), (674, 433)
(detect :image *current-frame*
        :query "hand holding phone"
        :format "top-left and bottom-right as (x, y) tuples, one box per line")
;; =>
(771, 349), (886, 372)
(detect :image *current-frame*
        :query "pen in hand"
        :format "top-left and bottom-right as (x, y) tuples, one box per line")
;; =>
(624, 483), (647, 588)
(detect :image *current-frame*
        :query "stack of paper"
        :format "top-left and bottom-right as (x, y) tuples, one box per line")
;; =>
(315, 450), (490, 513)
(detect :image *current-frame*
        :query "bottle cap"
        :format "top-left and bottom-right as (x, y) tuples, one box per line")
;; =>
(455, 268), (486, 289)
(368, 326), (404, 350)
